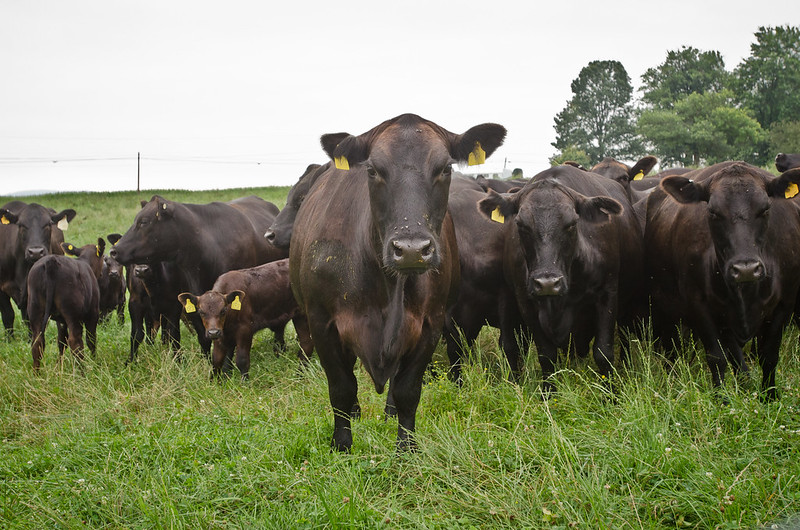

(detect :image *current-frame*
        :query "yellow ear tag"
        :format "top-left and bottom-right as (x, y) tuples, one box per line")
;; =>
(491, 207), (505, 224)
(633, 170), (644, 181)
(785, 182), (799, 199)
(334, 156), (350, 170)
(1, 215), (8, 225)
(468, 141), (486, 166)
(231, 296), (242, 311)
(96, 246), (101, 257)
(184, 299), (196, 313)
(67, 244), (74, 251)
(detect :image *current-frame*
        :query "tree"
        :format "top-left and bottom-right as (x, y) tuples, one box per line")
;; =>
(640, 46), (730, 109)
(638, 90), (766, 166)
(769, 121), (800, 154)
(548, 145), (591, 168)
(552, 60), (641, 164)
(734, 25), (800, 130)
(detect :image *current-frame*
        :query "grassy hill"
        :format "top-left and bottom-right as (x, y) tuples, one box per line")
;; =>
(1, 188), (799, 528)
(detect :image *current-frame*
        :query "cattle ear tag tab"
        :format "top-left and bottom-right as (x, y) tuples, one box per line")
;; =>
(468, 141), (486, 166)
(96, 246), (101, 257)
(785, 182), (799, 199)
(57, 218), (69, 231)
(491, 207), (505, 224)
(334, 156), (350, 170)
(184, 299), (196, 313)
(1, 215), (8, 225)
(633, 170), (644, 181)
(231, 296), (242, 311)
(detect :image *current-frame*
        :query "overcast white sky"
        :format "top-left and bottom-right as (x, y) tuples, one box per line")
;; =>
(1, 0), (798, 195)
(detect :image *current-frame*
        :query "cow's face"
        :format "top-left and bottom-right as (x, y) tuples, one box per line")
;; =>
(265, 163), (325, 249)
(1, 204), (76, 263)
(62, 238), (106, 280)
(591, 156), (658, 190)
(480, 181), (621, 298)
(321, 114), (506, 274)
(776, 153), (800, 173)
(662, 165), (800, 286)
(110, 196), (178, 265)
(177, 290), (244, 340)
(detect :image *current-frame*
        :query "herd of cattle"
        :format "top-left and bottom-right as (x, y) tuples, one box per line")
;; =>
(2, 114), (800, 451)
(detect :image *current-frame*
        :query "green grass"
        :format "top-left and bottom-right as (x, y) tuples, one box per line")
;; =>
(2, 189), (800, 528)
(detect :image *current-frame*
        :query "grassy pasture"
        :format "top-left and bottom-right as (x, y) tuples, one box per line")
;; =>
(1, 188), (800, 529)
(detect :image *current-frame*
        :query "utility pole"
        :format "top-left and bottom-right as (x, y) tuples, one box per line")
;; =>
(137, 152), (140, 193)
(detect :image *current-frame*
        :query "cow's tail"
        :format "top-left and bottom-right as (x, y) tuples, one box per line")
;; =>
(41, 259), (58, 331)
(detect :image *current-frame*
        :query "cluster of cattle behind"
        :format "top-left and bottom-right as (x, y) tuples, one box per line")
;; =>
(3, 115), (800, 452)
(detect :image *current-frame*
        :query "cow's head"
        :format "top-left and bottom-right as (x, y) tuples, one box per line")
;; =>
(775, 153), (800, 173)
(1, 203), (77, 263)
(177, 290), (245, 340)
(321, 113), (506, 273)
(591, 156), (658, 189)
(479, 178), (622, 298)
(62, 238), (106, 280)
(662, 164), (800, 286)
(109, 196), (178, 265)
(264, 162), (327, 249)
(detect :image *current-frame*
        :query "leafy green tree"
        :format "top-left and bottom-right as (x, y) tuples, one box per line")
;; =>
(734, 25), (800, 129)
(638, 90), (766, 166)
(769, 121), (800, 154)
(640, 46), (730, 109)
(549, 145), (591, 168)
(552, 60), (641, 164)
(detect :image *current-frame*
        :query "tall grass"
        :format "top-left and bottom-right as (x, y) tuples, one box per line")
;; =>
(1, 189), (800, 528)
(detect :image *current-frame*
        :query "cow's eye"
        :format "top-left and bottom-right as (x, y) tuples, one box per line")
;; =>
(757, 206), (770, 218)
(707, 208), (720, 220)
(366, 166), (378, 178)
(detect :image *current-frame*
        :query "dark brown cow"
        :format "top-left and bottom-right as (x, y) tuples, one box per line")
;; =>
(264, 163), (329, 249)
(475, 175), (528, 193)
(645, 162), (800, 399)
(478, 165), (645, 394)
(775, 153), (800, 172)
(98, 254), (126, 324)
(109, 195), (286, 354)
(0, 201), (76, 335)
(26, 238), (105, 370)
(291, 113), (505, 451)
(177, 259), (313, 380)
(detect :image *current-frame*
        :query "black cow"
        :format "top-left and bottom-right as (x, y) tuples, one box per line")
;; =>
(109, 195), (286, 354)
(645, 162), (800, 399)
(475, 175), (527, 193)
(177, 259), (313, 380)
(0, 201), (76, 335)
(444, 182), (523, 381)
(264, 163), (329, 249)
(26, 239), (105, 370)
(776, 153), (800, 173)
(98, 254), (126, 324)
(478, 165), (645, 394)
(290, 113), (505, 451)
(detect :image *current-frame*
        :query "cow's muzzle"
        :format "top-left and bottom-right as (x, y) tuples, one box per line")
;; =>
(206, 328), (222, 340)
(25, 246), (46, 263)
(728, 259), (765, 283)
(390, 237), (436, 272)
(530, 273), (566, 296)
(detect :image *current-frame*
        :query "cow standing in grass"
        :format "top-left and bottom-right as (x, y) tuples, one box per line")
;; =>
(26, 239), (105, 370)
(290, 113), (505, 451)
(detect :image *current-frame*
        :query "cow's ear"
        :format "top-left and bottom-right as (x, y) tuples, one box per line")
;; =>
(629, 156), (658, 181)
(0, 209), (18, 225)
(576, 196), (622, 224)
(451, 123), (507, 166)
(51, 209), (76, 231)
(478, 189), (517, 224)
(226, 290), (245, 311)
(61, 242), (79, 257)
(140, 200), (148, 209)
(767, 168), (800, 199)
(154, 197), (173, 220)
(107, 233), (122, 245)
(322, 132), (368, 170)
(177, 293), (198, 314)
(563, 161), (587, 171)
(661, 176), (709, 204)
(96, 238), (106, 258)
